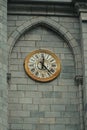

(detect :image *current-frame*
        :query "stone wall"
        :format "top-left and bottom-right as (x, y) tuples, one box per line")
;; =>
(0, 0), (8, 130)
(8, 16), (80, 43)
(7, 15), (81, 130)
(80, 12), (87, 130)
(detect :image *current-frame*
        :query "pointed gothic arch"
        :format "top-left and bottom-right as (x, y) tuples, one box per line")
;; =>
(8, 17), (82, 75)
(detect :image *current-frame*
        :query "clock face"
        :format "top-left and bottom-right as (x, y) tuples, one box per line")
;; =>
(24, 49), (61, 82)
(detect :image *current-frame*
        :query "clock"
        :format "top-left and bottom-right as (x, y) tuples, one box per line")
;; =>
(24, 49), (61, 82)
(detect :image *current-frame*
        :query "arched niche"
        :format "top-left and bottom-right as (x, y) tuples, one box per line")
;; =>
(8, 17), (82, 75)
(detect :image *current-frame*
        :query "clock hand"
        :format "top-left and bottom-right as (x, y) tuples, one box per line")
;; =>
(40, 55), (52, 74)
(42, 54), (44, 63)
(41, 54), (44, 69)
(39, 54), (45, 69)
(42, 64), (52, 74)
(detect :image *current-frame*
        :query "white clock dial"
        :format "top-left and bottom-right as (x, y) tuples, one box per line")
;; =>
(24, 49), (61, 82)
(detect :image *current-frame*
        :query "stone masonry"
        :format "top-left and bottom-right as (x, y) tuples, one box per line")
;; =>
(79, 5), (87, 130)
(0, 0), (8, 130)
(0, 0), (87, 130)
(7, 16), (80, 130)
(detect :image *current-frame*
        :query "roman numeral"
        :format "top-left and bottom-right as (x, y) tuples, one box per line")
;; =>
(31, 68), (35, 72)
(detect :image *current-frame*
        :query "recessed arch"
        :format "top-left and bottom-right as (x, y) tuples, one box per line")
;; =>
(8, 16), (82, 75)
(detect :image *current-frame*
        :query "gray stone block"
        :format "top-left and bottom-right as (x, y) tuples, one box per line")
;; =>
(62, 60), (74, 66)
(36, 41), (63, 47)
(7, 21), (16, 26)
(62, 66), (75, 73)
(10, 124), (23, 129)
(23, 104), (38, 111)
(24, 34), (41, 41)
(8, 97), (19, 103)
(8, 104), (22, 110)
(18, 16), (32, 20)
(11, 71), (25, 78)
(10, 110), (30, 117)
(27, 77), (36, 84)
(60, 22), (74, 29)
(39, 105), (50, 112)
(19, 98), (32, 104)
(23, 124), (32, 129)
(41, 35), (61, 42)
(34, 98), (67, 104)
(8, 117), (24, 124)
(40, 118), (55, 124)
(54, 48), (71, 54)
(8, 91), (24, 98)
(74, 23), (80, 29)
(59, 79), (75, 86)
(42, 91), (62, 98)
(60, 73), (74, 79)
(16, 40), (35, 47)
(51, 105), (65, 111)
(30, 111), (44, 117)
(56, 117), (71, 125)
(45, 112), (60, 117)
(37, 85), (53, 91)
(23, 117), (39, 123)
(33, 124), (49, 130)
(17, 85), (38, 91)
(65, 104), (78, 112)
(20, 47), (36, 52)
(65, 124), (79, 130)
(59, 17), (78, 23)
(8, 15), (18, 20)
(9, 84), (17, 90)
(11, 78), (27, 84)
(50, 124), (65, 130)
(10, 65), (18, 71)
(24, 92), (42, 98)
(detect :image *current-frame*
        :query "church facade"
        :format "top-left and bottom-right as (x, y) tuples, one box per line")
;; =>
(0, 0), (87, 130)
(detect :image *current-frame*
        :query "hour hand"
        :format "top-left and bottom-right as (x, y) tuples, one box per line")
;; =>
(40, 54), (44, 69)
(41, 54), (44, 65)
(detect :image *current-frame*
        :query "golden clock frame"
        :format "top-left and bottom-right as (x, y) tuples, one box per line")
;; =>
(24, 49), (61, 82)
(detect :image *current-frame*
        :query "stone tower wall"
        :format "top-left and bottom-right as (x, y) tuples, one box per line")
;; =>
(0, 0), (8, 130)
(7, 16), (81, 130)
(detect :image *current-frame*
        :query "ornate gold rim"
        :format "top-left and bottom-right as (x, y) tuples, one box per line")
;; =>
(24, 49), (61, 82)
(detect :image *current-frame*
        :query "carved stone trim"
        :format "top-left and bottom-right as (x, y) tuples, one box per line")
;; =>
(75, 2), (87, 9)
(75, 2), (87, 14)
(8, 0), (74, 16)
(75, 75), (83, 85)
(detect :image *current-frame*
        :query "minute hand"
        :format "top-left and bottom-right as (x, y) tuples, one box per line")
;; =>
(42, 64), (52, 74)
